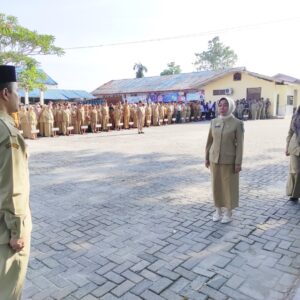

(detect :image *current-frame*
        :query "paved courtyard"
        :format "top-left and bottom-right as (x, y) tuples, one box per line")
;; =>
(22, 118), (300, 300)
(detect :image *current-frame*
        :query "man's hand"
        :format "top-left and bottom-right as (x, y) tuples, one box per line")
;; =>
(10, 237), (25, 252)
(205, 160), (210, 168)
(286, 149), (290, 156)
(235, 164), (242, 173)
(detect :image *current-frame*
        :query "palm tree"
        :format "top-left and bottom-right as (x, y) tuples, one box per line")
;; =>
(133, 63), (148, 78)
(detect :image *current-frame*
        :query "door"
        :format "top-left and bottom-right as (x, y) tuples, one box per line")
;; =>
(246, 87), (261, 101)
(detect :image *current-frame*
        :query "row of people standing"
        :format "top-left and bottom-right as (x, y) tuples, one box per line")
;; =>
(235, 98), (272, 120)
(12, 98), (271, 139)
(13, 101), (213, 139)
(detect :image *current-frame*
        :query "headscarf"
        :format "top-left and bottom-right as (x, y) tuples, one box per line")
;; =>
(291, 106), (300, 142)
(217, 97), (236, 119)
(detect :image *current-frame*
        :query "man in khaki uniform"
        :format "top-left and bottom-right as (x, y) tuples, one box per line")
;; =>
(123, 100), (130, 129)
(152, 102), (159, 126)
(76, 104), (85, 134)
(90, 105), (98, 133)
(101, 102), (109, 131)
(62, 104), (71, 135)
(250, 99), (258, 120)
(0, 65), (32, 300)
(137, 101), (145, 134)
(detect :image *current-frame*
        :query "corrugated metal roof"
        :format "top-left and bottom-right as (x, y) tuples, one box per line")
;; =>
(92, 67), (285, 96)
(44, 89), (69, 100)
(273, 73), (300, 84)
(16, 68), (58, 86)
(92, 69), (226, 95)
(18, 89), (95, 100)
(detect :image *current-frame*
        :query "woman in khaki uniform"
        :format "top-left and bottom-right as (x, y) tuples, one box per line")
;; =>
(205, 97), (244, 223)
(43, 106), (54, 137)
(28, 106), (38, 139)
(145, 103), (152, 126)
(19, 106), (31, 139)
(286, 107), (300, 201)
(90, 105), (98, 133)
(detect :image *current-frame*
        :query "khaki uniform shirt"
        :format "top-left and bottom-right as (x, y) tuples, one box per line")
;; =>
(286, 119), (300, 156)
(205, 116), (244, 165)
(0, 112), (31, 244)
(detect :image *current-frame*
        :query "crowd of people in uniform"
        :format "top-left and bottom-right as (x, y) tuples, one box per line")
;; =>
(10, 97), (272, 139)
(234, 97), (272, 120)
(0, 65), (295, 300)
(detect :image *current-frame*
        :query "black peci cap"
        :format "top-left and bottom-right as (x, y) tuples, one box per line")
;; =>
(0, 65), (17, 84)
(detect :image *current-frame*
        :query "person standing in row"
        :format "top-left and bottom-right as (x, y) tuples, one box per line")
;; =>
(123, 100), (130, 129)
(205, 97), (244, 223)
(137, 101), (145, 134)
(286, 106), (300, 201)
(0, 65), (32, 300)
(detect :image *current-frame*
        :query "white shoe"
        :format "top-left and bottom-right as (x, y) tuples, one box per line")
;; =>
(212, 212), (221, 222)
(221, 215), (232, 224)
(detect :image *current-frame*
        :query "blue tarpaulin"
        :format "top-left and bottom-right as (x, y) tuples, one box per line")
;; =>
(16, 68), (58, 86)
(18, 89), (95, 100)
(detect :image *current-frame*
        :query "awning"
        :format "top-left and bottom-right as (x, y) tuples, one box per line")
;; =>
(19, 89), (95, 101)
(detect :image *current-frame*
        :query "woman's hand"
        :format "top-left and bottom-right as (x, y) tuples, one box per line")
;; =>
(10, 237), (25, 252)
(205, 160), (210, 168)
(235, 164), (242, 173)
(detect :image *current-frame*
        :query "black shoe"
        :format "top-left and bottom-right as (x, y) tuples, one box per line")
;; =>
(141, 131), (144, 134)
(289, 197), (298, 201)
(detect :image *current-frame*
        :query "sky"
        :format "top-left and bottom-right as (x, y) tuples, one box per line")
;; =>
(2, 0), (300, 92)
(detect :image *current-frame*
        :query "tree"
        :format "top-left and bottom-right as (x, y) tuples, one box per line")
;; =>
(0, 13), (64, 91)
(160, 62), (181, 76)
(133, 63), (148, 78)
(18, 63), (46, 91)
(194, 36), (237, 71)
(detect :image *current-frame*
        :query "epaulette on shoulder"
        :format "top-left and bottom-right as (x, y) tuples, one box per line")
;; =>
(0, 118), (14, 138)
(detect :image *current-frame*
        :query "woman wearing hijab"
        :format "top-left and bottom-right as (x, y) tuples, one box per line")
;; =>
(205, 97), (244, 223)
(286, 106), (300, 201)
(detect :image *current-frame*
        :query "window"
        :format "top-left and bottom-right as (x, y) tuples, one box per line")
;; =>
(233, 72), (242, 81)
(287, 95), (294, 105)
(213, 89), (226, 96)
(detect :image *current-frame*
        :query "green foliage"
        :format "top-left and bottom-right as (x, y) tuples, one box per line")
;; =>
(133, 62), (148, 78)
(0, 13), (64, 91)
(194, 36), (237, 71)
(160, 62), (181, 76)
(18, 65), (47, 92)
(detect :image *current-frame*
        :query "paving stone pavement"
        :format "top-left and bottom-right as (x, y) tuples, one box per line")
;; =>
(22, 118), (300, 300)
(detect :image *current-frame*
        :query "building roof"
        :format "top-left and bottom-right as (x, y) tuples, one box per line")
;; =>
(18, 89), (95, 100)
(92, 67), (283, 96)
(16, 68), (58, 86)
(272, 73), (300, 84)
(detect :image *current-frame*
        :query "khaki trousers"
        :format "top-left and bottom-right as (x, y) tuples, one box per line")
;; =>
(0, 241), (30, 300)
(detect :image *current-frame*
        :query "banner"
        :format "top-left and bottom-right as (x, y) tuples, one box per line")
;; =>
(162, 92), (178, 103)
(126, 95), (147, 103)
(186, 90), (205, 101)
